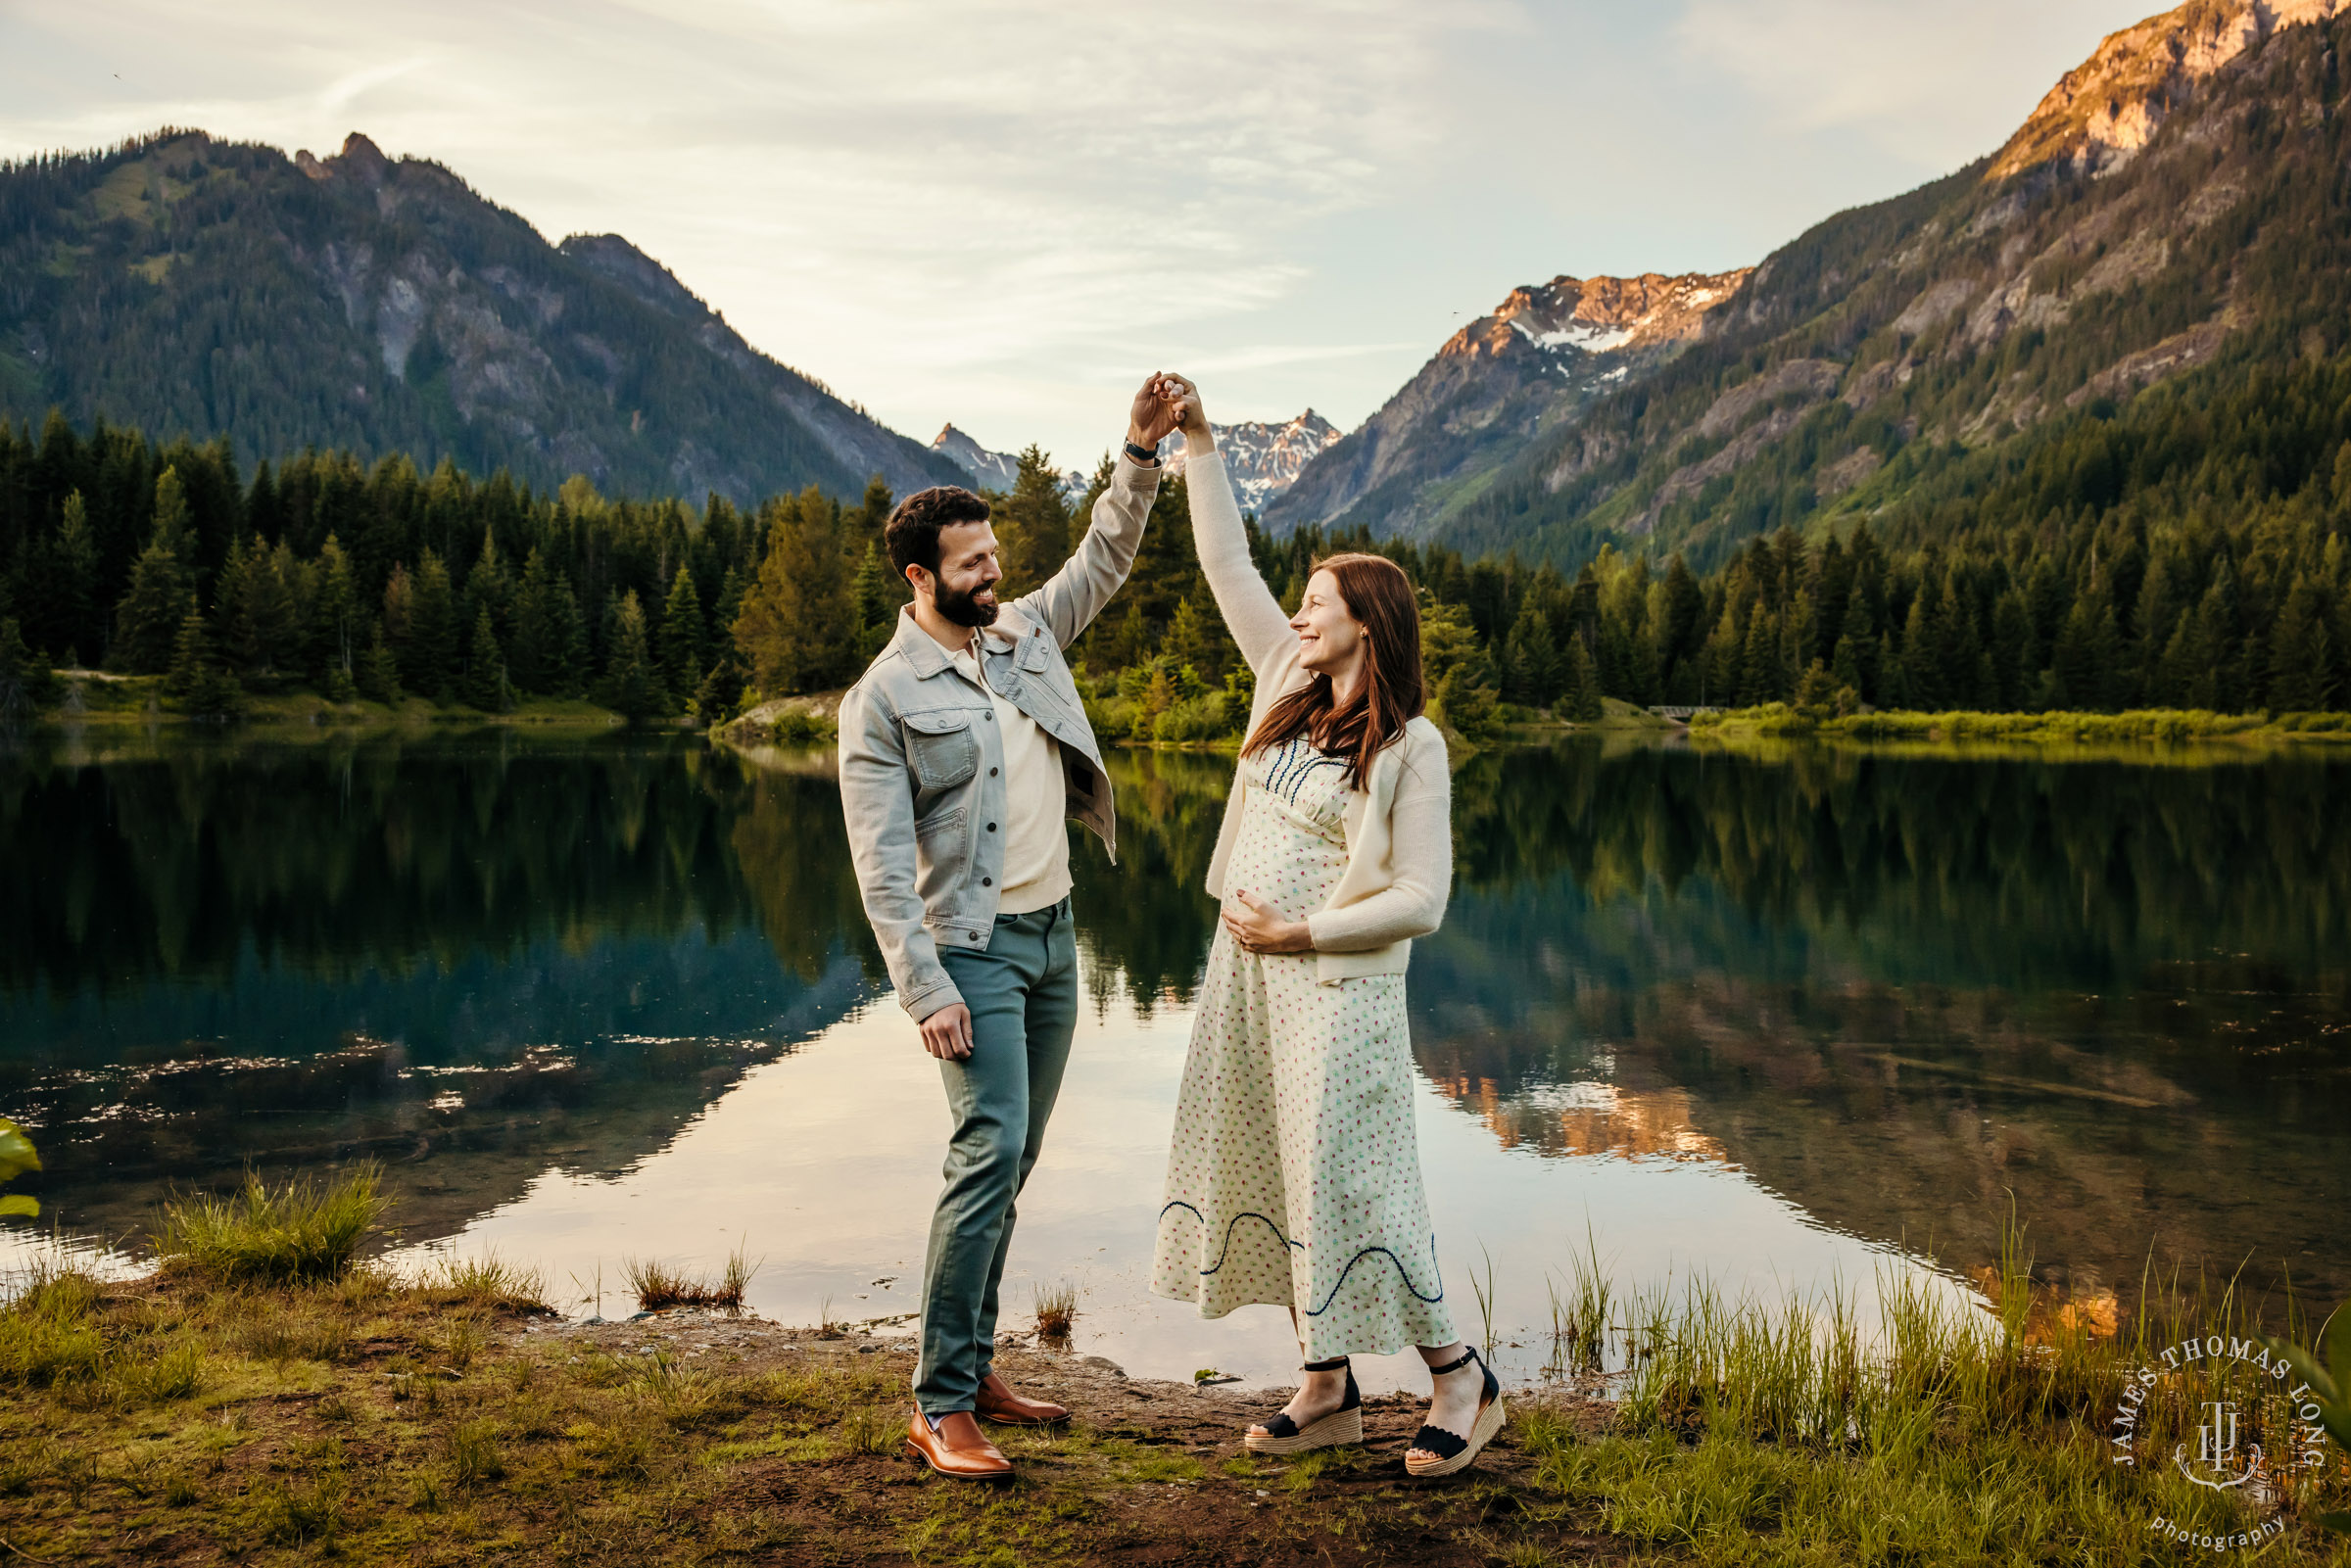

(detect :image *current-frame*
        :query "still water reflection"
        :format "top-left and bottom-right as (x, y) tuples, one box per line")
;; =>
(1, 730), (2344, 1389)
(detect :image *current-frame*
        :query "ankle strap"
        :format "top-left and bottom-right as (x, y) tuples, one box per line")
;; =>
(1301, 1355), (1352, 1372)
(1427, 1346), (1481, 1376)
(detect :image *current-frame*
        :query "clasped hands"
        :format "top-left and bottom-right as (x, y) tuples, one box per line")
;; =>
(1128, 371), (1211, 453)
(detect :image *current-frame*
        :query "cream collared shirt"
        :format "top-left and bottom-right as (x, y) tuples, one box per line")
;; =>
(948, 636), (1072, 916)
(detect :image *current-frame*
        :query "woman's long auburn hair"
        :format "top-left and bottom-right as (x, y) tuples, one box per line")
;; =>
(1243, 553), (1424, 787)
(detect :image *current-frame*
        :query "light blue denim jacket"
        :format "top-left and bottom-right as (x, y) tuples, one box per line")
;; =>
(838, 455), (1161, 1021)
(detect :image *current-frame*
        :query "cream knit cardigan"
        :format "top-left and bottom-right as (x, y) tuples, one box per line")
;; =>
(1186, 434), (1452, 983)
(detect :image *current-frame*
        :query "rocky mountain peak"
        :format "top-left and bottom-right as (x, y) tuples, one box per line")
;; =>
(1991, 0), (2349, 178)
(930, 423), (1020, 491)
(336, 131), (392, 186)
(1174, 410), (1344, 510)
(1441, 270), (1752, 365)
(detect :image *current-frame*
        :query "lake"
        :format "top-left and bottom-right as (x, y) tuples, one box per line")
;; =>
(2, 727), (2345, 1396)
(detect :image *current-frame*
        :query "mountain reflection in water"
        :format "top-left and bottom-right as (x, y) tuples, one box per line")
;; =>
(0, 729), (2344, 1324)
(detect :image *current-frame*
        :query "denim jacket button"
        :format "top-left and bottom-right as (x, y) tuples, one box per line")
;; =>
(982, 878), (992, 886)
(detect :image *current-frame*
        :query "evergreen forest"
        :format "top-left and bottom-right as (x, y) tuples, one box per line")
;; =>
(1, 401), (2347, 734)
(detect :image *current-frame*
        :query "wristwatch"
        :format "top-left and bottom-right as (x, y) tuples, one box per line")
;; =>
(1124, 439), (1160, 466)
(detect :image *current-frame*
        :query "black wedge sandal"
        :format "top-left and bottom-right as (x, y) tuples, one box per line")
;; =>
(1244, 1355), (1363, 1454)
(1405, 1346), (1505, 1477)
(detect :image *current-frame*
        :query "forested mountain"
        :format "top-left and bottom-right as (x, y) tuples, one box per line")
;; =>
(0, 129), (961, 504)
(1277, 0), (2351, 583)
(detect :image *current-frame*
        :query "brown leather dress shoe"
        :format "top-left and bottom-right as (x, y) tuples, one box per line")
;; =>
(904, 1410), (1014, 1481)
(974, 1372), (1069, 1427)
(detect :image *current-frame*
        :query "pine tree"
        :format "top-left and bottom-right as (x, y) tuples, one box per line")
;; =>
(164, 607), (241, 717)
(601, 590), (667, 720)
(692, 654), (747, 724)
(1560, 631), (1603, 722)
(463, 533), (516, 641)
(459, 607), (514, 712)
(657, 565), (706, 701)
(405, 548), (459, 699)
(150, 466), (196, 575)
(509, 547), (585, 696)
(732, 489), (856, 697)
(1899, 583), (1944, 711)
(0, 618), (61, 726)
(1700, 605), (1743, 707)
(314, 535), (360, 689)
(1658, 554), (1706, 679)
(1989, 589), (2033, 711)
(356, 622), (403, 704)
(51, 492), (97, 664)
(843, 475), (895, 552)
(214, 534), (264, 676)
(1170, 596), (1220, 679)
(1795, 658), (1838, 712)
(2267, 576), (2336, 713)
(111, 537), (195, 675)
(997, 447), (1072, 593)
(1504, 602), (1564, 708)
(850, 543), (896, 658)
(1739, 605), (1783, 705)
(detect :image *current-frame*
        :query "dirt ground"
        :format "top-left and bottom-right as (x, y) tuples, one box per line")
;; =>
(539, 1307), (1619, 1566)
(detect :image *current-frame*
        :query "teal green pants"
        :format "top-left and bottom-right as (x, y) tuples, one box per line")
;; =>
(915, 897), (1078, 1417)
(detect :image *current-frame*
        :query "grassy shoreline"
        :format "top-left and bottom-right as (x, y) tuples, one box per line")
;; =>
(8, 1171), (2345, 1566)
(26, 671), (657, 731)
(1691, 702), (2351, 745)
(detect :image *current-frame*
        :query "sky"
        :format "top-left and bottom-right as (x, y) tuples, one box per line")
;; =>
(0, 0), (2161, 469)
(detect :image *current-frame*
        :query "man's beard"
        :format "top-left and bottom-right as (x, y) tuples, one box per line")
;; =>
(936, 581), (999, 628)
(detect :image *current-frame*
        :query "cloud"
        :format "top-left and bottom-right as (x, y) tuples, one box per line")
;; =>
(0, 0), (1514, 456)
(1672, 0), (2145, 169)
(0, 0), (2156, 462)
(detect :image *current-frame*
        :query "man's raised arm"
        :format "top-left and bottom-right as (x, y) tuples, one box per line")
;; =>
(1011, 372), (1185, 647)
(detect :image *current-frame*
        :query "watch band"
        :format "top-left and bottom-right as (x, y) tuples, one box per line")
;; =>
(1123, 439), (1160, 466)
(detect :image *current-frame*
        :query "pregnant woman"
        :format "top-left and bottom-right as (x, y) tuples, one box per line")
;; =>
(1148, 382), (1503, 1477)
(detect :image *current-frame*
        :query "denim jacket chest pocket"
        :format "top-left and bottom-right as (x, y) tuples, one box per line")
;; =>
(901, 706), (983, 791)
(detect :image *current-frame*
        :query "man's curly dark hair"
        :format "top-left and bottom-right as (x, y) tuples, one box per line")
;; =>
(886, 487), (991, 577)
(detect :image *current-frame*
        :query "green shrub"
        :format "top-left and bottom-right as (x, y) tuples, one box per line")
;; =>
(152, 1164), (388, 1284)
(1153, 690), (1233, 742)
(766, 707), (834, 744)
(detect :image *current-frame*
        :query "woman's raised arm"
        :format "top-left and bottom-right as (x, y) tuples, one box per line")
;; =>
(1176, 390), (1296, 676)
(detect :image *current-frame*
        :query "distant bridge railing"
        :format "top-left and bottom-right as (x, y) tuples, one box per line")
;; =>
(1648, 706), (1723, 722)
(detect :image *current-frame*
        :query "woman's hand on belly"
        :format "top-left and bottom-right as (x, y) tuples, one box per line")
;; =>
(1222, 888), (1315, 954)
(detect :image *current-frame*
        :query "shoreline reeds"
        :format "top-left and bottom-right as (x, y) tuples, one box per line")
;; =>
(623, 1243), (760, 1313)
(150, 1164), (388, 1284)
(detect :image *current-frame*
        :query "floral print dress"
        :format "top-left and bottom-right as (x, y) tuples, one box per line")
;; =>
(1150, 735), (1455, 1359)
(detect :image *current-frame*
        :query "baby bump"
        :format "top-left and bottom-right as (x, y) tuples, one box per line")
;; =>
(1227, 816), (1347, 925)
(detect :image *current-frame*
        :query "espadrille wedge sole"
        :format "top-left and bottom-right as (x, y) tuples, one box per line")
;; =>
(1405, 1346), (1506, 1478)
(1403, 1391), (1505, 1476)
(1244, 1402), (1364, 1454)
(1244, 1356), (1363, 1454)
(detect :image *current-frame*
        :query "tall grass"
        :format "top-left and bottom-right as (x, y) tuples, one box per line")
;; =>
(1032, 1279), (1078, 1342)
(624, 1242), (759, 1313)
(151, 1164), (387, 1283)
(1519, 1222), (2348, 1564)
(1545, 1224), (1612, 1379)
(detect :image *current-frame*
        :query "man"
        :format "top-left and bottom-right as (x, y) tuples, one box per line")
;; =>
(839, 372), (1185, 1481)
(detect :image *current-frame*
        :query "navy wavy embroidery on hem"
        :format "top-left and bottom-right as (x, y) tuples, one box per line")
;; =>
(1157, 1202), (1445, 1315)
(1157, 1201), (1302, 1276)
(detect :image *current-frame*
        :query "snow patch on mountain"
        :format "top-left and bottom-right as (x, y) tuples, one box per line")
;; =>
(1162, 410), (1344, 510)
